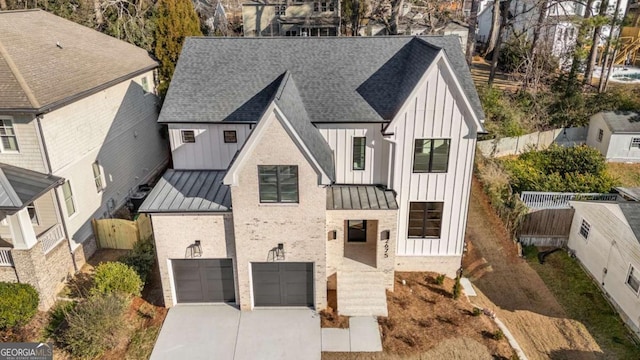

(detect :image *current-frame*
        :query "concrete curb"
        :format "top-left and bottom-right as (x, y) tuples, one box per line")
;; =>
(493, 316), (529, 360)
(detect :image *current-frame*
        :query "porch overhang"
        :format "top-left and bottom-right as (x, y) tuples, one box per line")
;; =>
(327, 185), (398, 210)
(0, 163), (64, 215)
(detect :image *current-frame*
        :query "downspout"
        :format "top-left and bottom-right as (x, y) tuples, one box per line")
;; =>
(35, 115), (78, 272)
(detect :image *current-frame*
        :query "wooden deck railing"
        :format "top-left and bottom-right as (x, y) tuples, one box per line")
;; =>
(520, 191), (620, 209)
(0, 248), (13, 266)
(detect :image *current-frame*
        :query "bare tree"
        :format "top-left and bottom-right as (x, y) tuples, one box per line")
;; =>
(484, 0), (501, 56)
(489, 0), (511, 85)
(389, 0), (404, 35)
(0, 0), (7, 10)
(466, 0), (479, 65)
(584, 0), (609, 85)
(598, 0), (623, 92)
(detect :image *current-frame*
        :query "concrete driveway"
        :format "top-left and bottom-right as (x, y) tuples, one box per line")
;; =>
(150, 305), (321, 360)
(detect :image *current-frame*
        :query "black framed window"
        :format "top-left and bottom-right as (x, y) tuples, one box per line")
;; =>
(408, 202), (443, 238)
(224, 130), (237, 143)
(258, 165), (298, 203)
(597, 129), (603, 142)
(353, 137), (366, 170)
(347, 220), (367, 242)
(413, 139), (450, 173)
(181, 130), (195, 143)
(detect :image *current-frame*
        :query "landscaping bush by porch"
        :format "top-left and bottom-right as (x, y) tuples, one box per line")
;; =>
(0, 282), (39, 329)
(91, 262), (142, 297)
(119, 238), (156, 284)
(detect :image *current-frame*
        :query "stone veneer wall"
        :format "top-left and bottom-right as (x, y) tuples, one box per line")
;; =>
(12, 240), (75, 310)
(151, 213), (235, 307)
(72, 236), (97, 269)
(0, 266), (18, 282)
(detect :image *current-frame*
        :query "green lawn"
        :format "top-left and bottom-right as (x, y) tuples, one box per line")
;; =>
(524, 247), (640, 360)
(606, 163), (640, 188)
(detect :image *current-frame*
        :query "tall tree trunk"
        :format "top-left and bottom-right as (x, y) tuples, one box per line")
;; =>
(584, 0), (609, 85)
(566, 0), (594, 95)
(529, 0), (550, 61)
(489, 0), (511, 86)
(598, 0), (623, 92)
(0, 0), (7, 11)
(94, 0), (104, 28)
(390, 0), (404, 35)
(466, 0), (480, 65)
(484, 0), (501, 57)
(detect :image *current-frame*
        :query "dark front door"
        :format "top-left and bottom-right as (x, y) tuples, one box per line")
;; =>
(172, 259), (235, 303)
(252, 262), (314, 307)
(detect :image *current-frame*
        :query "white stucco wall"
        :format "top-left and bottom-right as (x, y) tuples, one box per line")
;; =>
(40, 71), (169, 248)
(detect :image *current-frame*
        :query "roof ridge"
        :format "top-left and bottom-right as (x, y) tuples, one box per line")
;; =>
(0, 39), (40, 108)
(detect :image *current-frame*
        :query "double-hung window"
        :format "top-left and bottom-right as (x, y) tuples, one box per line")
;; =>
(0, 119), (18, 152)
(413, 139), (450, 173)
(62, 180), (76, 216)
(631, 138), (640, 149)
(408, 202), (444, 238)
(93, 161), (103, 192)
(353, 137), (366, 170)
(27, 203), (38, 225)
(626, 265), (640, 295)
(258, 165), (299, 203)
(597, 129), (603, 142)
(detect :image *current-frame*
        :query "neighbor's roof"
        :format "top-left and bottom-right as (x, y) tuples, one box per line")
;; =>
(0, 9), (157, 113)
(139, 170), (231, 213)
(619, 202), (640, 244)
(159, 36), (484, 124)
(0, 163), (63, 212)
(597, 111), (640, 133)
(614, 187), (640, 201)
(327, 185), (398, 210)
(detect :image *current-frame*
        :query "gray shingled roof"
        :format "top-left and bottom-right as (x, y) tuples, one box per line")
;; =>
(599, 111), (640, 133)
(0, 9), (157, 112)
(139, 170), (231, 213)
(619, 202), (640, 244)
(0, 163), (63, 212)
(327, 185), (398, 210)
(159, 36), (484, 124)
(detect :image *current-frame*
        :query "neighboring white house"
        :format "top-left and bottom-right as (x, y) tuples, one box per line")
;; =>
(477, 0), (627, 59)
(140, 36), (485, 317)
(586, 111), (640, 162)
(567, 200), (640, 337)
(0, 9), (169, 308)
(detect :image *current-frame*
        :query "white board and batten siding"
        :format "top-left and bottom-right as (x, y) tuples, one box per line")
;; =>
(169, 124), (252, 170)
(316, 123), (389, 185)
(390, 60), (477, 257)
(567, 202), (640, 335)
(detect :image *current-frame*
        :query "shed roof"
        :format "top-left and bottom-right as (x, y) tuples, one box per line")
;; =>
(159, 36), (484, 124)
(0, 163), (63, 212)
(0, 9), (157, 113)
(598, 111), (640, 133)
(139, 170), (231, 213)
(327, 185), (398, 210)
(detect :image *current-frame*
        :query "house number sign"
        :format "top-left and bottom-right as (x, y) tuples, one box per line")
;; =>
(382, 237), (389, 258)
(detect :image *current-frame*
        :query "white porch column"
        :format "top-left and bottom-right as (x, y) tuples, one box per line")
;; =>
(8, 208), (38, 250)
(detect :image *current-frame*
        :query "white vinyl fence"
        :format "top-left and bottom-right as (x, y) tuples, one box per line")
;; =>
(478, 127), (588, 158)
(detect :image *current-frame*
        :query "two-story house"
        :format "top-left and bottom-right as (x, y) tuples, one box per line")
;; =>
(242, 0), (340, 36)
(140, 36), (485, 316)
(0, 9), (169, 308)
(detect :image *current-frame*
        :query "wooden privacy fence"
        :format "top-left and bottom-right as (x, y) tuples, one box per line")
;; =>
(518, 209), (575, 247)
(92, 213), (153, 250)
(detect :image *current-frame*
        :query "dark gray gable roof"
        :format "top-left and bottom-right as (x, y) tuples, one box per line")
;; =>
(273, 72), (335, 181)
(0, 163), (63, 212)
(619, 202), (640, 244)
(159, 36), (484, 124)
(139, 170), (231, 212)
(599, 111), (640, 133)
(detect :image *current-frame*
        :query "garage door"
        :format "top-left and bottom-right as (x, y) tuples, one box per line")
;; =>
(172, 259), (235, 303)
(252, 262), (314, 307)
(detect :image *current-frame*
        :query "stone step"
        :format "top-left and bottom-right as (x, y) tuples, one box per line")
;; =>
(337, 271), (388, 317)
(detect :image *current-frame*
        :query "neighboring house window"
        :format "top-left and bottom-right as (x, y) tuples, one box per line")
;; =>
(275, 4), (286, 15)
(631, 138), (640, 149)
(579, 219), (590, 240)
(413, 139), (450, 173)
(181, 130), (196, 143)
(626, 265), (640, 294)
(224, 130), (237, 143)
(62, 180), (76, 216)
(408, 202), (444, 238)
(353, 137), (366, 170)
(258, 165), (299, 203)
(321, 1), (328, 11)
(27, 203), (38, 225)
(347, 220), (367, 242)
(0, 119), (19, 152)
(92, 161), (103, 192)
(141, 77), (149, 92)
(314, 2), (319, 11)
(597, 129), (603, 142)
(329, 1), (335, 11)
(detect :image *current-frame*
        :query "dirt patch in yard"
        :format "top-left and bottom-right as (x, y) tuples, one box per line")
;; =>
(320, 290), (349, 328)
(463, 177), (604, 359)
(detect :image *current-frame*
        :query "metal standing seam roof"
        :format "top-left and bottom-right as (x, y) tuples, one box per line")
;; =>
(327, 185), (398, 210)
(138, 170), (231, 213)
(0, 163), (63, 212)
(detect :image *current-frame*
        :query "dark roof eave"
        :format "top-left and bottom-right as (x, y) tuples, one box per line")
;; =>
(0, 64), (158, 115)
(139, 209), (232, 214)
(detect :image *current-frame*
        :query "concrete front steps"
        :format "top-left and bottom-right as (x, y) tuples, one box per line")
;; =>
(337, 271), (388, 317)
